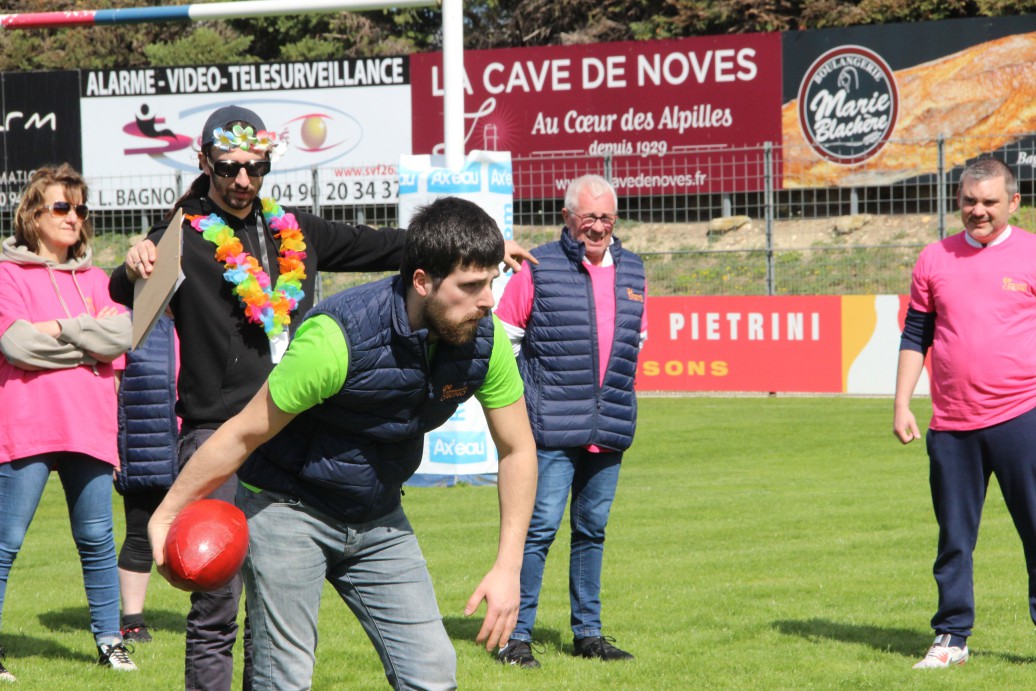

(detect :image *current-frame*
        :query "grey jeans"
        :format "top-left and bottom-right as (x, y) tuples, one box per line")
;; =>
(236, 486), (457, 691)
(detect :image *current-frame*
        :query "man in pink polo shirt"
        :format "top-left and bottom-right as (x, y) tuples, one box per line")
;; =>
(495, 174), (647, 668)
(895, 157), (1036, 669)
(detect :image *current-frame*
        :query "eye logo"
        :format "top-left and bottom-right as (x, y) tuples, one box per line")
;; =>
(285, 112), (357, 153)
(797, 46), (899, 166)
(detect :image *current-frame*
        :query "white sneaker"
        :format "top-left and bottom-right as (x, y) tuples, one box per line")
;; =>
(913, 634), (968, 669)
(0, 645), (15, 682)
(97, 642), (138, 671)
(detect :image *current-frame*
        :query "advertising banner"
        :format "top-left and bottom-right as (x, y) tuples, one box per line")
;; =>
(636, 294), (928, 395)
(410, 34), (783, 197)
(781, 15), (1036, 187)
(0, 71), (82, 211)
(397, 150), (515, 485)
(79, 58), (411, 209)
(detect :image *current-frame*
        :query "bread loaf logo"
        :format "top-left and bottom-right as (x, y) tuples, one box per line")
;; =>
(797, 46), (899, 166)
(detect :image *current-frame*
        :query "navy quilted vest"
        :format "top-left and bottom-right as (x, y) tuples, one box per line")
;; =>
(115, 314), (178, 494)
(240, 276), (495, 522)
(520, 229), (645, 451)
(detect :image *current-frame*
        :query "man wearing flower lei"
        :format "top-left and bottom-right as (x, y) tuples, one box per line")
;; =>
(109, 106), (533, 691)
(148, 196), (537, 690)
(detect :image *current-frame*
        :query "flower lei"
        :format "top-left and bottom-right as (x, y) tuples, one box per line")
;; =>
(188, 198), (306, 339)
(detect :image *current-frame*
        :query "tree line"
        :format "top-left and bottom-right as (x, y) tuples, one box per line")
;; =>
(0, 0), (1033, 71)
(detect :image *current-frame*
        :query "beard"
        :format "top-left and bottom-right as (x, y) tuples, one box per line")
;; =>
(212, 176), (259, 211)
(422, 295), (489, 345)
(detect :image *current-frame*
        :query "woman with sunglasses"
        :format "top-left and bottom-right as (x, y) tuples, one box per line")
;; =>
(0, 164), (136, 681)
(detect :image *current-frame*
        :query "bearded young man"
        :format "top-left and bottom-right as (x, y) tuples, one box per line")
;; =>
(148, 196), (537, 690)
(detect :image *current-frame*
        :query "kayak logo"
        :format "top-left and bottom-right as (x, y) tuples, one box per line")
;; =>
(797, 46), (898, 166)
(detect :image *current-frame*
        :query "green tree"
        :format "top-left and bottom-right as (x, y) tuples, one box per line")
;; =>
(0, 0), (1034, 70)
(143, 26), (256, 66)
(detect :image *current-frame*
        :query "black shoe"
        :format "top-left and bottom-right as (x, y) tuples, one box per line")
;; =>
(0, 645), (14, 683)
(574, 636), (634, 661)
(498, 639), (541, 668)
(121, 624), (152, 643)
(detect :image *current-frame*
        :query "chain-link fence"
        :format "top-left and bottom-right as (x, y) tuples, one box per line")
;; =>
(20, 133), (1034, 298)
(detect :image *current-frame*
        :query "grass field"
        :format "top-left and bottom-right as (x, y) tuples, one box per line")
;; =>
(3, 396), (1035, 689)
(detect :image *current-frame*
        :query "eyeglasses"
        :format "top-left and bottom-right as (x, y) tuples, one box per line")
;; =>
(208, 158), (272, 179)
(42, 202), (89, 219)
(572, 212), (617, 229)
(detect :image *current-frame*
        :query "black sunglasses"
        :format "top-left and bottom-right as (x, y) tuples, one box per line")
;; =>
(208, 158), (272, 179)
(42, 201), (89, 219)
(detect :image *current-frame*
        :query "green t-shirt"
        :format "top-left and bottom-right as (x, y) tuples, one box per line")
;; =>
(268, 313), (524, 414)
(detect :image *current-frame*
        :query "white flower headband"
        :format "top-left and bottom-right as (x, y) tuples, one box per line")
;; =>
(211, 125), (287, 162)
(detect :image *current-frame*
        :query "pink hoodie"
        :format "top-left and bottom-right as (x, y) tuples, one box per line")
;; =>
(0, 238), (128, 465)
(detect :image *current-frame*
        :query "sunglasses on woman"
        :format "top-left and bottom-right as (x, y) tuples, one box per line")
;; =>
(208, 159), (272, 178)
(42, 202), (89, 220)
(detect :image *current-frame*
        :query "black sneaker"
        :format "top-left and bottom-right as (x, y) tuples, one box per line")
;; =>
(498, 639), (541, 669)
(97, 642), (138, 671)
(574, 636), (634, 661)
(121, 624), (152, 643)
(0, 645), (14, 683)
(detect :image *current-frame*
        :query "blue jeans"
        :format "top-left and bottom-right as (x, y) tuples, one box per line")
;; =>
(0, 453), (121, 645)
(513, 447), (622, 642)
(236, 486), (456, 691)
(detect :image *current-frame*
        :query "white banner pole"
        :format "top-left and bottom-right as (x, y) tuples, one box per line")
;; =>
(441, 0), (464, 170)
(190, 0), (437, 20)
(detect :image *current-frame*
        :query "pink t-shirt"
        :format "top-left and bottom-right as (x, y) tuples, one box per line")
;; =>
(911, 228), (1036, 431)
(0, 262), (126, 465)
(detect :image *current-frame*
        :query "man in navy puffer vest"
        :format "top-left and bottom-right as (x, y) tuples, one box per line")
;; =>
(495, 175), (646, 668)
(147, 197), (537, 690)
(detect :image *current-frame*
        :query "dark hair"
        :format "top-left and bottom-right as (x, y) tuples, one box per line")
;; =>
(959, 157), (1018, 198)
(169, 172), (211, 219)
(14, 163), (93, 259)
(400, 197), (504, 283)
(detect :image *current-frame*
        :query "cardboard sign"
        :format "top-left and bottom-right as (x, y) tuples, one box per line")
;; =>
(132, 209), (185, 349)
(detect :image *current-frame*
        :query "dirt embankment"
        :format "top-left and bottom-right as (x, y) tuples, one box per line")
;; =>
(516, 213), (955, 254)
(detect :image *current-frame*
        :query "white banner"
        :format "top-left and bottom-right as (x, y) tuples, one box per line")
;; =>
(79, 60), (411, 209)
(399, 150), (515, 484)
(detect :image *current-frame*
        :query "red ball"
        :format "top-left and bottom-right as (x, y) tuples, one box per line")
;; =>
(164, 499), (249, 592)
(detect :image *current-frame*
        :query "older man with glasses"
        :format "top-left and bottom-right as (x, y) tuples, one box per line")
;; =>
(494, 174), (647, 669)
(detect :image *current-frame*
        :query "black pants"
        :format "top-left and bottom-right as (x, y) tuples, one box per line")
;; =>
(179, 428), (253, 691)
(118, 488), (167, 573)
(926, 405), (1036, 638)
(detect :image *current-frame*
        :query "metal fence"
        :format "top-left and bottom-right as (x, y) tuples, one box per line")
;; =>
(12, 133), (1034, 298)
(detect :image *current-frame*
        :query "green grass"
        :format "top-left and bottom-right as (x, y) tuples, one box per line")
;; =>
(4, 397), (1035, 688)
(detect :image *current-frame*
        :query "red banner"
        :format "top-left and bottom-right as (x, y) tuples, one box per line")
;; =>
(410, 34), (783, 196)
(637, 295), (843, 392)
